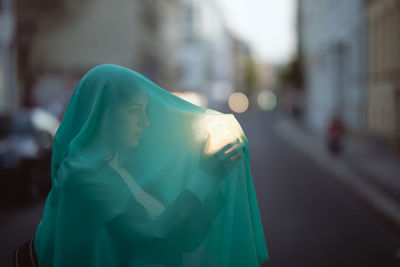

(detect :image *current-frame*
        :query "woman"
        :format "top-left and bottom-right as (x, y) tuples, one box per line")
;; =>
(24, 64), (268, 266)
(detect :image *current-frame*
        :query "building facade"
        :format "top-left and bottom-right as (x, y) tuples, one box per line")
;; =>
(365, 0), (400, 145)
(298, 0), (366, 134)
(15, 0), (181, 117)
(178, 0), (235, 106)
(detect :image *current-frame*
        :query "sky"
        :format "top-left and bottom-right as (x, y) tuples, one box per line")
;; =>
(216, 0), (297, 65)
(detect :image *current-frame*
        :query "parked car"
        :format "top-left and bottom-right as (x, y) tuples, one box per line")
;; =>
(0, 108), (59, 206)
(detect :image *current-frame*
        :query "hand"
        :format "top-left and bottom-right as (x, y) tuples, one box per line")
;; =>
(199, 136), (245, 179)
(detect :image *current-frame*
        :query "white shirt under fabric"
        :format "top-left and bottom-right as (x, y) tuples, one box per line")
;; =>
(107, 150), (218, 219)
(107, 154), (166, 220)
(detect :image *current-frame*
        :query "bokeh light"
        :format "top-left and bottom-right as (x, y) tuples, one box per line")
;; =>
(257, 89), (277, 111)
(171, 91), (208, 107)
(228, 92), (249, 113)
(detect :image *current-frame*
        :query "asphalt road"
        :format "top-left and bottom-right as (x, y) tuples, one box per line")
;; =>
(1, 111), (399, 267)
(235, 111), (400, 267)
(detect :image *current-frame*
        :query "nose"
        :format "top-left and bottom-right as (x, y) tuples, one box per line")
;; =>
(141, 114), (150, 127)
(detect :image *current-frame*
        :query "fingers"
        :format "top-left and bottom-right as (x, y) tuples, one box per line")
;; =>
(223, 150), (244, 170)
(217, 140), (238, 154)
(229, 150), (243, 160)
(221, 142), (245, 161)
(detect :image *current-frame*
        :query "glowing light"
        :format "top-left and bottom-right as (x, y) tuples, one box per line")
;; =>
(193, 114), (243, 154)
(257, 89), (277, 111)
(171, 91), (208, 107)
(228, 92), (249, 113)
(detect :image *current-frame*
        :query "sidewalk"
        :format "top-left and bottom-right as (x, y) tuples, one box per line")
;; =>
(342, 135), (400, 201)
(272, 117), (400, 231)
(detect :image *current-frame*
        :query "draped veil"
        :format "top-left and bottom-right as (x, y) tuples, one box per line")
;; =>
(34, 64), (269, 267)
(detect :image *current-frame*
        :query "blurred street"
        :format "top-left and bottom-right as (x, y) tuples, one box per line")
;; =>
(1, 0), (400, 266)
(1, 111), (399, 267)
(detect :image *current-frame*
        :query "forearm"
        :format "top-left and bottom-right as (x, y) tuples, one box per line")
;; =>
(107, 174), (225, 255)
(185, 170), (220, 203)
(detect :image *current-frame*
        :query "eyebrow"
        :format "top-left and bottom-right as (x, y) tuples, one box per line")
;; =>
(129, 103), (145, 107)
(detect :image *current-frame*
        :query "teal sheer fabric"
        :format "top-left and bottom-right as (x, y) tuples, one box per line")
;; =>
(34, 64), (269, 266)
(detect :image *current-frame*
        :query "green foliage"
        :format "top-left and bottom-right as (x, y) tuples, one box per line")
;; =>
(279, 54), (303, 90)
(244, 56), (257, 97)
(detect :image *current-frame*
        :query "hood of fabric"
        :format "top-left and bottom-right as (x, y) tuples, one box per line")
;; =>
(34, 64), (269, 267)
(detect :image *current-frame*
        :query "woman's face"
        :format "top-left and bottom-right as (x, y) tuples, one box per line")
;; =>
(117, 91), (150, 147)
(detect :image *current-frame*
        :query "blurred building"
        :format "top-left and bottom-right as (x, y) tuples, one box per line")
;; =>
(178, 0), (235, 105)
(230, 36), (251, 94)
(298, 0), (366, 134)
(14, 0), (181, 118)
(8, 0), (255, 115)
(0, 0), (18, 114)
(365, 0), (400, 145)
